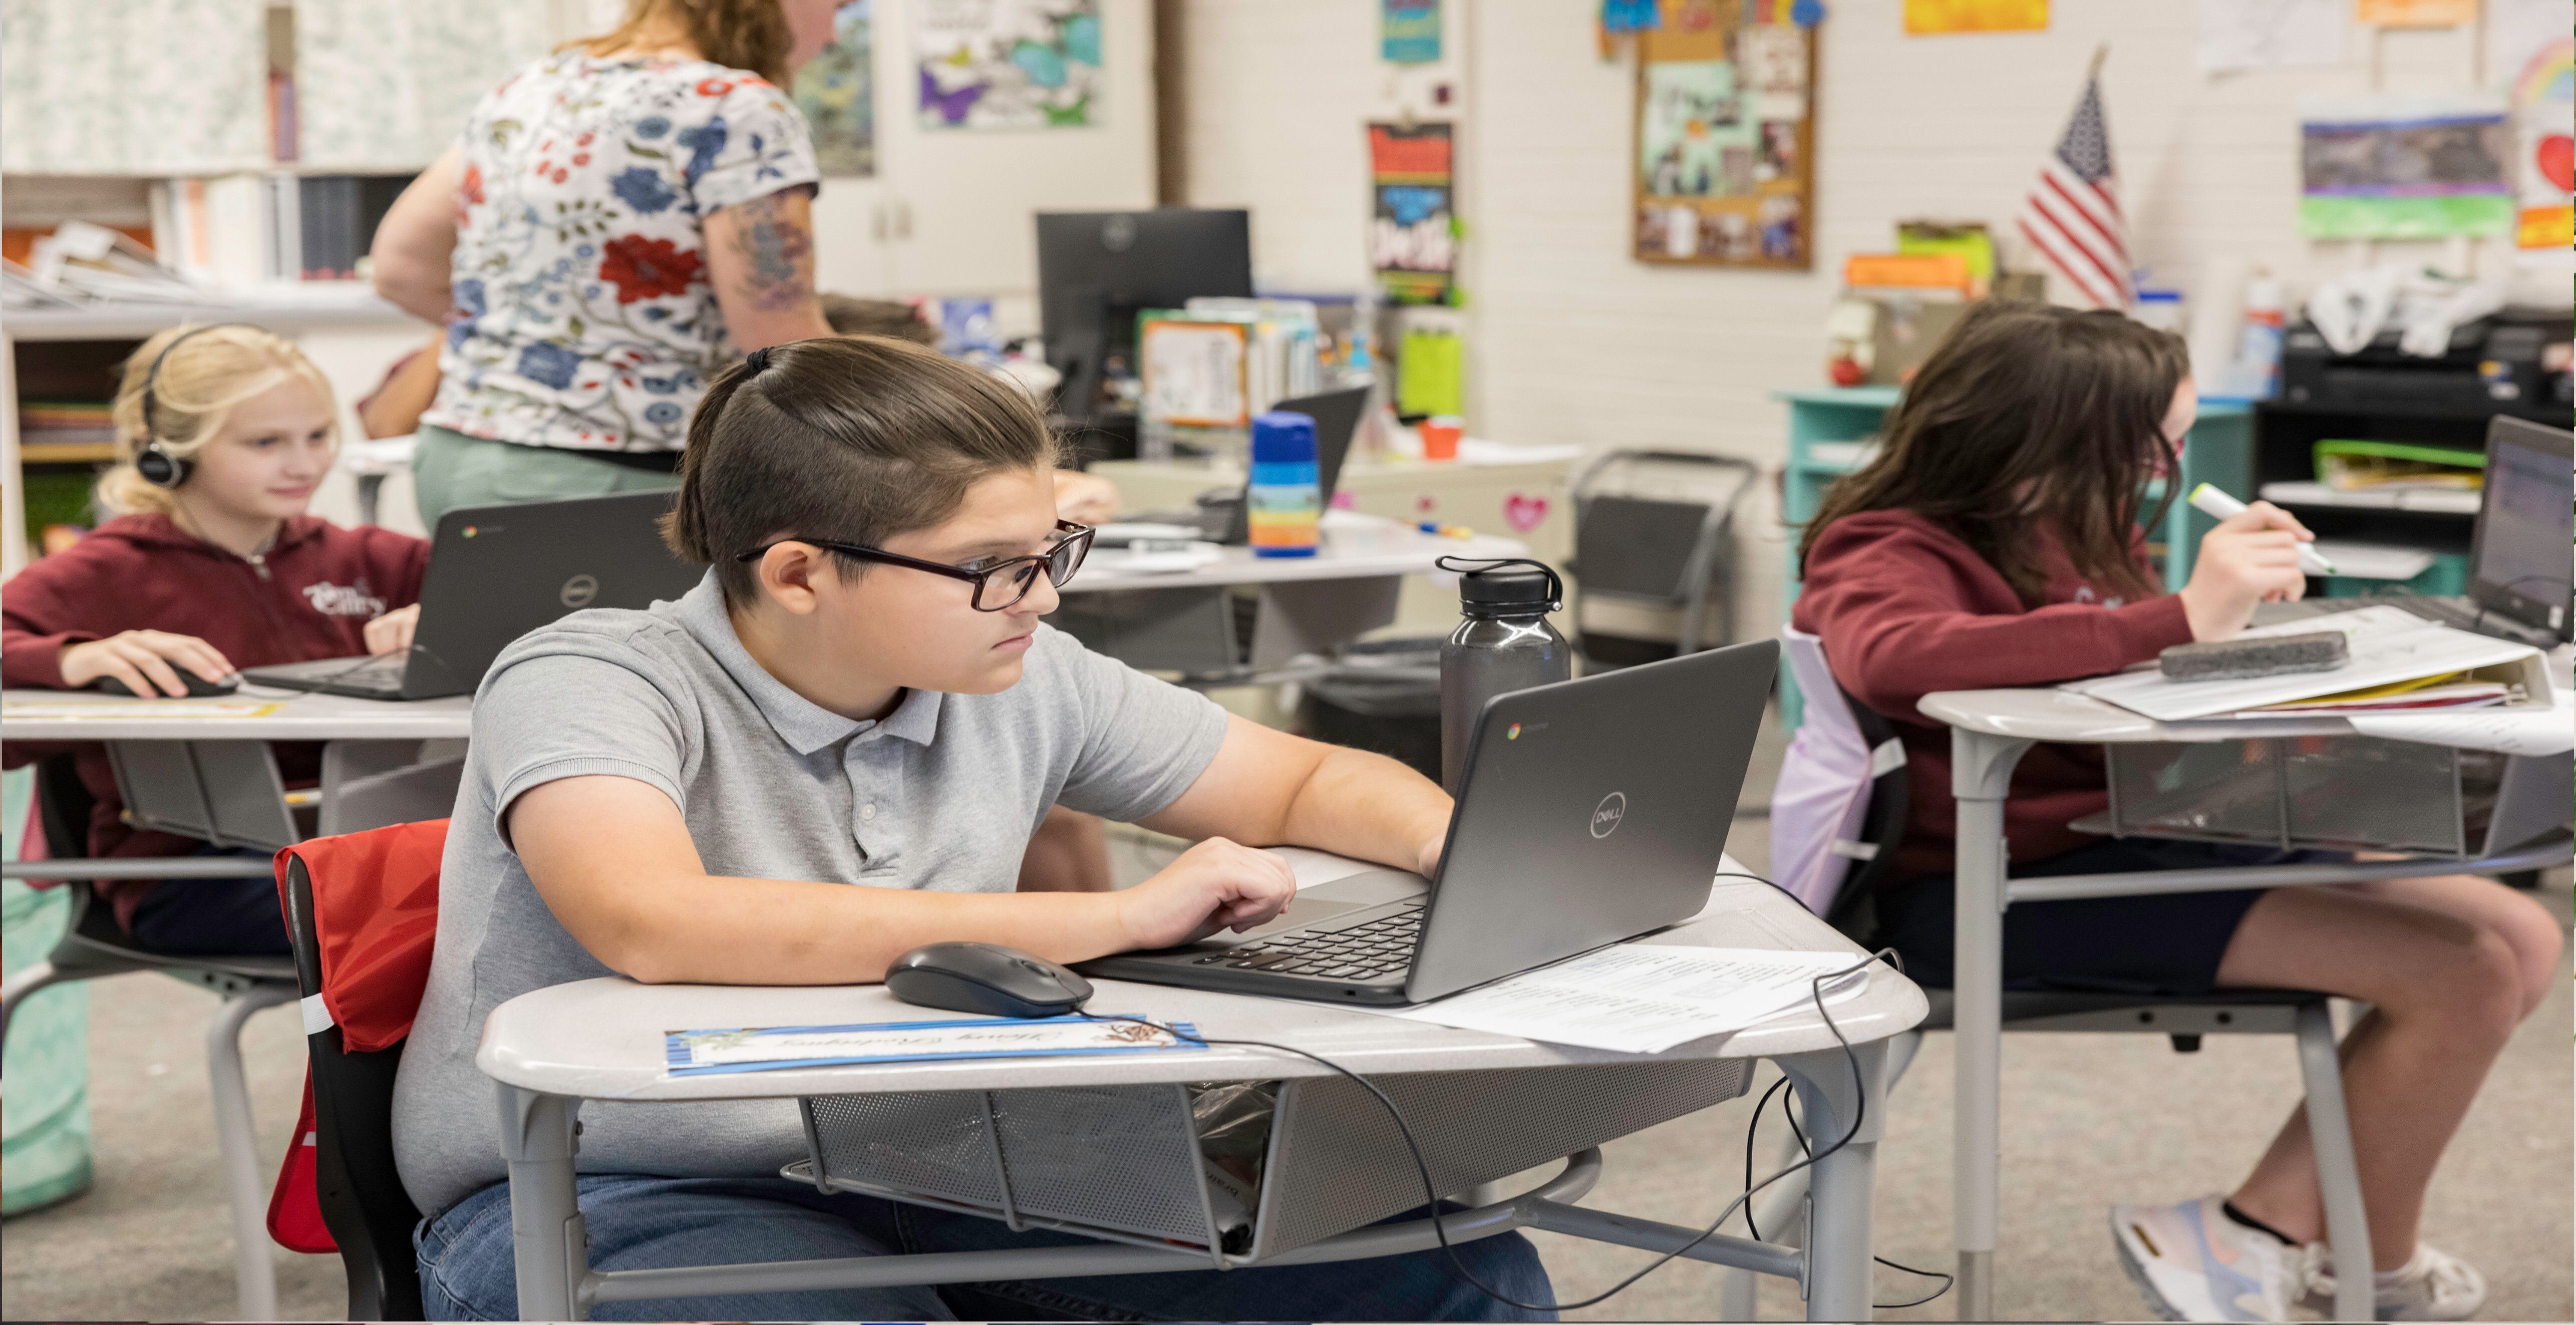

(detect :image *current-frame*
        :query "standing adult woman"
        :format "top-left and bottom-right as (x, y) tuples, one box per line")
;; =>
(371, 0), (839, 525)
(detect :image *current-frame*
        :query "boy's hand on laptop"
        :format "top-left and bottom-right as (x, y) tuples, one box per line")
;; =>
(58, 630), (236, 698)
(1116, 837), (1297, 950)
(365, 603), (422, 655)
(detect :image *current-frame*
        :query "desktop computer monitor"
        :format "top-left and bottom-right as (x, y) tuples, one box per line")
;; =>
(1037, 208), (1254, 422)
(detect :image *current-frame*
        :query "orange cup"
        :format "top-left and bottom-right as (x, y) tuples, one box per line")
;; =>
(1419, 415), (1463, 461)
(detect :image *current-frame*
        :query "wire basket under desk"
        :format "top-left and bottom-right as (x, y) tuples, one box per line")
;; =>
(2087, 735), (2572, 858)
(793, 1056), (1752, 1265)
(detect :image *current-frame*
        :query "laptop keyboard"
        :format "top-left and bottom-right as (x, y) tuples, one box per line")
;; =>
(1190, 902), (1426, 980)
(323, 654), (409, 687)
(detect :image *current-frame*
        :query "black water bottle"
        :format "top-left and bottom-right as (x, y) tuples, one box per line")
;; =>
(1438, 557), (1573, 792)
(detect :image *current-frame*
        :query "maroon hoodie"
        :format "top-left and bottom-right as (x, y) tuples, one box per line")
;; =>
(3, 513), (429, 923)
(1791, 509), (2195, 882)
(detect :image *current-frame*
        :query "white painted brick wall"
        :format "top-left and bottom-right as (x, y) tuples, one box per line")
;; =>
(1182, 0), (2568, 635)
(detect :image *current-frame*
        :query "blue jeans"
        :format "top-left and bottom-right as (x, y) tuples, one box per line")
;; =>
(126, 849), (290, 955)
(417, 1174), (1557, 1321)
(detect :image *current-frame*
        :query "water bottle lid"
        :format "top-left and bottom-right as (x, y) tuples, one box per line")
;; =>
(1251, 411), (1317, 463)
(1439, 556), (1563, 615)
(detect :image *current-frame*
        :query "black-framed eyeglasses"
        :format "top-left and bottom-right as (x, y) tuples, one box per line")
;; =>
(734, 520), (1094, 611)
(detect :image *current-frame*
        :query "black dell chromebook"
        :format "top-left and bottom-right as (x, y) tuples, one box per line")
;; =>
(244, 490), (703, 701)
(1080, 638), (1779, 1006)
(2273, 416), (2573, 645)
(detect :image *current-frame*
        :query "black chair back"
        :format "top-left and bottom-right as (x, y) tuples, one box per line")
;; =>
(282, 858), (424, 1321)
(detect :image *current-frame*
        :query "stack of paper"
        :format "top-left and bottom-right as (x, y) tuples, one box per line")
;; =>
(1378, 946), (1873, 1053)
(2066, 607), (2549, 723)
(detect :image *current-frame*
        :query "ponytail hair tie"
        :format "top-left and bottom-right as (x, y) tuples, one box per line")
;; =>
(744, 346), (775, 374)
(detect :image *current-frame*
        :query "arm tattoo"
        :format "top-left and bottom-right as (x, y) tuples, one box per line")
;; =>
(722, 190), (818, 313)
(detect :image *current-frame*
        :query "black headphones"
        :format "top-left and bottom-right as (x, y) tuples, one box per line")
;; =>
(134, 322), (258, 490)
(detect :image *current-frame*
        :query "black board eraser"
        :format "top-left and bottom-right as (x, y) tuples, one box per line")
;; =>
(2160, 631), (2350, 682)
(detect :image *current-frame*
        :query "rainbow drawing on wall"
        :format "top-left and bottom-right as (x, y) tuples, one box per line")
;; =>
(2510, 38), (2574, 249)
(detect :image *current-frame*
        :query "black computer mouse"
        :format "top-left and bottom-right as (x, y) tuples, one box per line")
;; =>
(92, 671), (239, 698)
(884, 942), (1094, 1019)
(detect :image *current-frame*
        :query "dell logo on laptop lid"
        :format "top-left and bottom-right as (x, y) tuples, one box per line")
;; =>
(1590, 791), (1628, 839)
(560, 574), (599, 608)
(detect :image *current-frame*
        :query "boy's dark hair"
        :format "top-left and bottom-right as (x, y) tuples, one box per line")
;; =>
(663, 336), (1062, 606)
(1799, 299), (2188, 606)
(819, 293), (941, 346)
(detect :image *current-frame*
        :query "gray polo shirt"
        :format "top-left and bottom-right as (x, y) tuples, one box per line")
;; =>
(392, 574), (1229, 1215)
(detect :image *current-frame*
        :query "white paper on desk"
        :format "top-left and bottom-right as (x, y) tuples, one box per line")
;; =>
(1380, 947), (1871, 1054)
(0, 698), (283, 721)
(662, 1014), (1205, 1076)
(2347, 689), (2576, 755)
(2064, 607), (2541, 722)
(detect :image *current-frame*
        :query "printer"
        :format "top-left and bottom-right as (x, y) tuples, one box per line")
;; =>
(2280, 307), (2573, 418)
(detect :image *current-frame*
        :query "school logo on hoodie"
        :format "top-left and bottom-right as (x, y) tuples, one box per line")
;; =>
(304, 579), (388, 618)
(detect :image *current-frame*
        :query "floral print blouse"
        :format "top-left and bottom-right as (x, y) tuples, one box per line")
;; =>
(425, 54), (820, 453)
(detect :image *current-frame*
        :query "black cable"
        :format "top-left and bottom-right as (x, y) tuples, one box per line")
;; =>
(1087, 942), (1895, 1313)
(1752, 1066), (1954, 1310)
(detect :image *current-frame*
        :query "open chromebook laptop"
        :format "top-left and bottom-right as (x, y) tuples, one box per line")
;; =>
(1081, 638), (1778, 1006)
(244, 490), (703, 701)
(2270, 415), (2572, 646)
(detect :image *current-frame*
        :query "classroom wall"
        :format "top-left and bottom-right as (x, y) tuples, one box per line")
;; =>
(1176, 0), (2569, 639)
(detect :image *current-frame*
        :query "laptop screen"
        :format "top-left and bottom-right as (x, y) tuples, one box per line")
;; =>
(2471, 416), (2574, 636)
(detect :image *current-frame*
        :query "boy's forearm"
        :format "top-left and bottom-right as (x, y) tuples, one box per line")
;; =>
(1277, 746), (1453, 876)
(602, 872), (1128, 985)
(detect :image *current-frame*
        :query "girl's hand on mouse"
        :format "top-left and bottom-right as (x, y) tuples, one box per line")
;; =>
(2180, 502), (2312, 641)
(59, 630), (236, 699)
(1116, 836), (1297, 950)
(365, 603), (422, 656)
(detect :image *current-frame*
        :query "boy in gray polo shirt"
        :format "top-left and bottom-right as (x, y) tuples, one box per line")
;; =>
(395, 337), (1553, 1321)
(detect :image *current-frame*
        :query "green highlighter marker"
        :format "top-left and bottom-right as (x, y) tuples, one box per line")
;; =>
(2188, 483), (2339, 576)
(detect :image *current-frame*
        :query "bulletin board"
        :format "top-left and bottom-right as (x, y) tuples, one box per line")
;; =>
(1632, 0), (1818, 268)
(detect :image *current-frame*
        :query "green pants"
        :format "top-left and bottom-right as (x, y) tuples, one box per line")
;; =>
(412, 425), (681, 529)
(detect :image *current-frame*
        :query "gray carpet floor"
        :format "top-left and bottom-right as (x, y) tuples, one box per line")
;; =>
(5, 712), (2567, 1321)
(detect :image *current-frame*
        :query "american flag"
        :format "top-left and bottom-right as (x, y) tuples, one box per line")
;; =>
(2016, 71), (2132, 308)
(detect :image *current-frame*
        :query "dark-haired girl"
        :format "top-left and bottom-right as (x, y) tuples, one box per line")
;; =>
(1794, 300), (2555, 1322)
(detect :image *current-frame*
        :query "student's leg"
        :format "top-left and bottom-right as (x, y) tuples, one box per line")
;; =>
(885, 1199), (1557, 1322)
(413, 1174), (954, 1321)
(125, 872), (292, 955)
(2211, 883), (2536, 1269)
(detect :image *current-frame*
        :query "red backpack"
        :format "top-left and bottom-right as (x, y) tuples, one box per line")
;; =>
(266, 819), (447, 1259)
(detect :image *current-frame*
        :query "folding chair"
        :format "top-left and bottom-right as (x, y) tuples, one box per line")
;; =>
(1567, 450), (1759, 669)
(1719, 628), (2373, 1321)
(0, 754), (300, 1319)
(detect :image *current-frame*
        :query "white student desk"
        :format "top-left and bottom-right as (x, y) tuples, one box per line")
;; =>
(1915, 683), (2576, 1322)
(476, 860), (1928, 1322)
(1058, 514), (1526, 673)
(0, 687), (472, 882)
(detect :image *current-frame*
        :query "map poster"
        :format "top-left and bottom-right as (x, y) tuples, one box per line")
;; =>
(1369, 121), (1457, 304)
(916, 0), (1102, 130)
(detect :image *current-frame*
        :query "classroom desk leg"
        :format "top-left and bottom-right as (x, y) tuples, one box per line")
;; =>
(1951, 728), (2030, 1322)
(1779, 1038), (1891, 1323)
(207, 983), (295, 1321)
(499, 1084), (588, 1321)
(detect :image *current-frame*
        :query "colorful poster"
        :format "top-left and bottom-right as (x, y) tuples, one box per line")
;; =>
(1381, 0), (1443, 64)
(1633, 16), (1813, 268)
(2298, 94), (2515, 238)
(2507, 38), (2575, 248)
(793, 1), (874, 175)
(2355, 0), (2476, 25)
(915, 0), (1101, 130)
(1369, 121), (1456, 304)
(1903, 0), (2049, 34)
